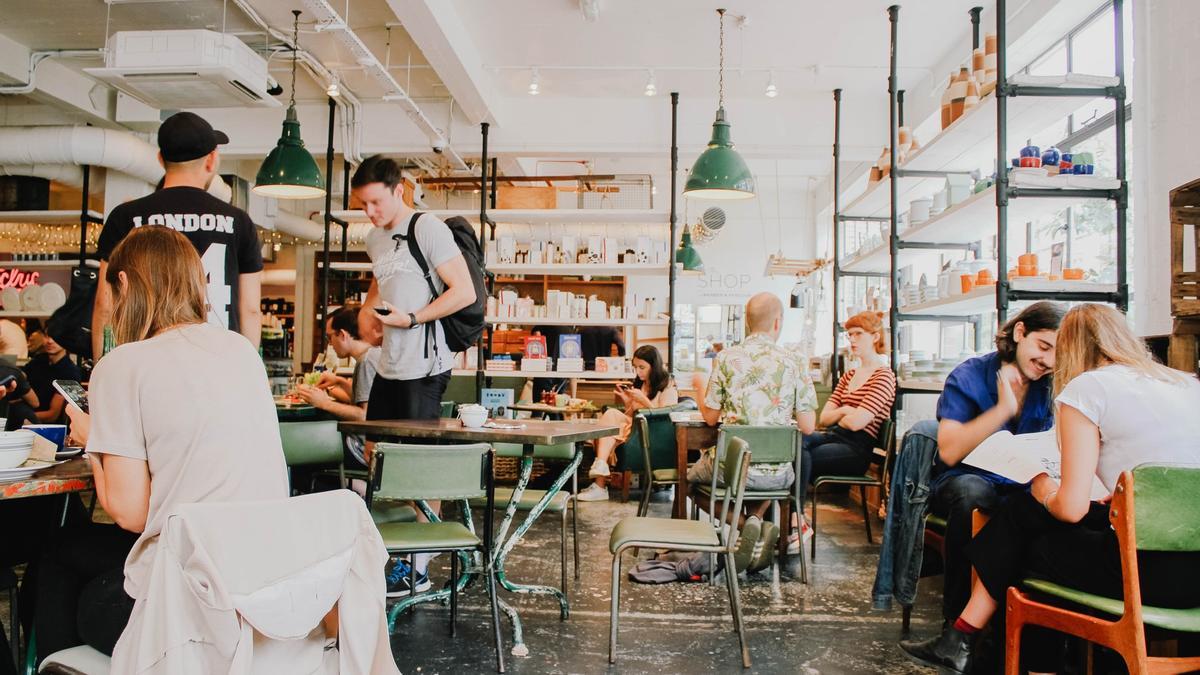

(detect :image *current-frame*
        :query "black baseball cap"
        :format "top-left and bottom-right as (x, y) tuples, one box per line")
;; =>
(158, 112), (230, 163)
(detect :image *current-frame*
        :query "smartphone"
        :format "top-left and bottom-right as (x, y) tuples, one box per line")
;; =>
(52, 380), (88, 413)
(375, 305), (392, 316)
(0, 374), (15, 388)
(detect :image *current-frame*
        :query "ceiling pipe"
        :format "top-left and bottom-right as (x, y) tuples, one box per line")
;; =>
(0, 50), (105, 95)
(0, 164), (105, 193)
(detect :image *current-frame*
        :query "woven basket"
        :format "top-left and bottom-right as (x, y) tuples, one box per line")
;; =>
(494, 456), (551, 483)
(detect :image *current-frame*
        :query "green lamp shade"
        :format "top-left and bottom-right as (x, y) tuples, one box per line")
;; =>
(675, 228), (704, 274)
(253, 105), (326, 200)
(684, 107), (755, 200)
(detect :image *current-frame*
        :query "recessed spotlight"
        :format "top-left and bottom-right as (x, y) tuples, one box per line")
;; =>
(326, 76), (340, 98)
(644, 69), (657, 97)
(765, 71), (778, 98)
(528, 68), (541, 96)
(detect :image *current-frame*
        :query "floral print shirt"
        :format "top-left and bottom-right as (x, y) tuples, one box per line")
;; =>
(704, 333), (818, 426)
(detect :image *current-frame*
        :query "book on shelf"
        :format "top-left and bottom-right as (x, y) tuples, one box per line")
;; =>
(557, 357), (585, 372)
(962, 429), (1109, 500)
(558, 334), (582, 359)
(523, 334), (547, 360)
(595, 356), (626, 373)
(484, 359), (517, 371)
(521, 358), (551, 372)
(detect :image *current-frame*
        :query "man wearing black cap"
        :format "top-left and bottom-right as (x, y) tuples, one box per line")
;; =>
(92, 112), (263, 357)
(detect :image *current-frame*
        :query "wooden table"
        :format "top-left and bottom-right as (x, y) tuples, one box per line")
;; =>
(672, 413), (719, 519)
(507, 402), (599, 420)
(339, 417), (619, 656)
(0, 457), (93, 500)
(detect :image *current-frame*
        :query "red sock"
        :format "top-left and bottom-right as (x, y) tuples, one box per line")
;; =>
(953, 617), (981, 635)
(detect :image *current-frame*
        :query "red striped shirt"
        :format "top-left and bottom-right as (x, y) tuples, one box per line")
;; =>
(829, 367), (897, 438)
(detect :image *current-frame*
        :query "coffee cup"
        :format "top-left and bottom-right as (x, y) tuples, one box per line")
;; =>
(457, 404), (488, 429)
(25, 424), (67, 452)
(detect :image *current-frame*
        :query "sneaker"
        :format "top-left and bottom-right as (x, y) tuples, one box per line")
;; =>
(733, 516), (762, 573)
(786, 530), (801, 555)
(800, 518), (814, 544)
(588, 458), (610, 478)
(576, 482), (610, 502)
(749, 521), (779, 573)
(385, 559), (431, 598)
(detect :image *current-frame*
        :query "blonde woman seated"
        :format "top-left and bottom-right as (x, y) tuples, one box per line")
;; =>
(577, 345), (678, 501)
(901, 304), (1200, 674)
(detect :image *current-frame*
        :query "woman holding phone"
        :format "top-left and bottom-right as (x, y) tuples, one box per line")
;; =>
(577, 345), (678, 502)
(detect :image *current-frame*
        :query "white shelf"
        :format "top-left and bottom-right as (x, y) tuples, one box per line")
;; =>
(0, 210), (103, 225)
(0, 310), (54, 318)
(486, 316), (668, 327)
(900, 185), (1115, 246)
(331, 209), (669, 225)
(489, 263), (668, 276)
(452, 368), (634, 380)
(900, 280), (1117, 317)
(1, 259), (99, 269)
(898, 379), (945, 392)
(840, 245), (891, 274)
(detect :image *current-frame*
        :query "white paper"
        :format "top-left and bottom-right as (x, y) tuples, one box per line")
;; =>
(962, 429), (1109, 500)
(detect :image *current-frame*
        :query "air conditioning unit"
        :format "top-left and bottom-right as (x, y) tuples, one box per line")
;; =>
(86, 30), (280, 109)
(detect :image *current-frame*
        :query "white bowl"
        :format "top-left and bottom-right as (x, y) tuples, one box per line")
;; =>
(0, 445), (32, 469)
(459, 409), (488, 428)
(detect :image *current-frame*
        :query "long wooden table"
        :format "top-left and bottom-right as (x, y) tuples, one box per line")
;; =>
(672, 414), (719, 519)
(339, 417), (619, 657)
(0, 457), (93, 501)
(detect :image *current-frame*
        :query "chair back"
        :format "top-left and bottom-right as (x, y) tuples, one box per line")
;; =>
(714, 437), (752, 549)
(369, 443), (493, 503)
(439, 401), (456, 418)
(717, 425), (798, 465)
(279, 421), (343, 466)
(627, 401), (698, 474)
(1127, 464), (1200, 552)
(875, 418), (898, 482)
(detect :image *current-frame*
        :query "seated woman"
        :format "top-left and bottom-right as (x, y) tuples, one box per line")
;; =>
(577, 345), (678, 502)
(901, 304), (1200, 674)
(794, 311), (895, 550)
(34, 226), (289, 662)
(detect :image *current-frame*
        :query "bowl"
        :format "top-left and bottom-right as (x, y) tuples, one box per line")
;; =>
(459, 409), (488, 428)
(0, 445), (31, 469)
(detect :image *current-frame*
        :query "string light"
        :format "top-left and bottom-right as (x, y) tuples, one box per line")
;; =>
(644, 69), (657, 97)
(528, 68), (540, 96)
(765, 70), (778, 98)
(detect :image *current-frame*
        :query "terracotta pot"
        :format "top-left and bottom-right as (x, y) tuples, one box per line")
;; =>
(1063, 268), (1085, 280)
(960, 275), (975, 294)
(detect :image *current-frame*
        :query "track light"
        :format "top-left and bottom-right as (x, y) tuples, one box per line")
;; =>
(765, 71), (778, 98)
(528, 68), (540, 96)
(325, 75), (340, 98)
(644, 70), (657, 97)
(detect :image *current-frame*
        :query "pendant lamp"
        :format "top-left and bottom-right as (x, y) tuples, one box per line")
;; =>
(254, 10), (326, 200)
(675, 227), (704, 274)
(685, 9), (755, 200)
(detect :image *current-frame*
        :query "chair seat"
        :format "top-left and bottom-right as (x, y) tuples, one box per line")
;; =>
(1021, 578), (1200, 633)
(813, 474), (877, 485)
(650, 468), (678, 483)
(925, 514), (947, 531)
(469, 488), (570, 513)
(39, 645), (111, 674)
(371, 501), (418, 525)
(609, 516), (720, 553)
(377, 521), (481, 551)
(693, 484), (791, 500)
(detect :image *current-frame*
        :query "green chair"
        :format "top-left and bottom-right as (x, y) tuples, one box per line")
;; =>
(1006, 465), (1200, 675)
(609, 436), (753, 668)
(692, 425), (807, 588)
(471, 441), (578, 597)
(617, 401), (697, 516)
(810, 418), (897, 559)
(367, 442), (505, 673)
(279, 420), (344, 493)
(440, 401), (457, 418)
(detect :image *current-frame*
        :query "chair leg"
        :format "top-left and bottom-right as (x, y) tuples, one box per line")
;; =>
(637, 477), (651, 517)
(724, 550), (752, 668)
(449, 553), (459, 637)
(620, 470), (631, 503)
(769, 500), (781, 599)
(609, 552), (622, 664)
(860, 485), (873, 543)
(810, 484), (819, 560)
(572, 473), (580, 580)
(1004, 592), (1022, 675)
(901, 604), (912, 634)
(485, 556), (506, 673)
(560, 508), (568, 596)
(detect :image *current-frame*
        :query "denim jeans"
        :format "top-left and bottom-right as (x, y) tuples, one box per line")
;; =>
(871, 420), (939, 610)
(798, 427), (875, 505)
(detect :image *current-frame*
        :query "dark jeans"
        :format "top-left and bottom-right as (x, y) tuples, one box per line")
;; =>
(969, 491), (1200, 672)
(366, 370), (452, 422)
(798, 427), (875, 505)
(929, 472), (1025, 621)
(34, 524), (137, 661)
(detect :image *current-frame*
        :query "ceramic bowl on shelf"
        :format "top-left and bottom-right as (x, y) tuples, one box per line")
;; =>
(0, 287), (19, 311)
(1018, 157), (1042, 168)
(1020, 145), (1041, 158)
(19, 284), (42, 311)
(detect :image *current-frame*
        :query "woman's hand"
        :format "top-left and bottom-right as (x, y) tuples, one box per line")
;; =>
(1030, 472), (1059, 506)
(65, 405), (91, 447)
(625, 387), (652, 410)
(373, 301), (413, 328)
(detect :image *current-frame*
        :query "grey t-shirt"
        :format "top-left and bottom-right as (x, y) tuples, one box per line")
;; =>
(352, 347), (382, 404)
(365, 213), (462, 380)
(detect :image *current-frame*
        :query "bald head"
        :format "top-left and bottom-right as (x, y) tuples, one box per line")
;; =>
(745, 292), (783, 339)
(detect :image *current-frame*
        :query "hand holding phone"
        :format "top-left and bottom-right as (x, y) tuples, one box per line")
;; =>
(53, 380), (89, 414)
(0, 374), (15, 389)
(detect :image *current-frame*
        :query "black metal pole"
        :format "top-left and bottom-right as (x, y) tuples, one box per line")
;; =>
(897, 90), (905, 127)
(319, 97), (336, 353)
(1113, 0), (1128, 312)
(832, 89), (842, 384)
(668, 92), (680, 374)
(491, 158), (498, 210)
(79, 164), (90, 262)
(340, 159), (349, 303)
(887, 5), (900, 375)
(970, 6), (982, 50)
(477, 123), (489, 400)
(996, 0), (1009, 324)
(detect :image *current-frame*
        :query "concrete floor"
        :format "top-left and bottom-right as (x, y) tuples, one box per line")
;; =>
(389, 488), (945, 675)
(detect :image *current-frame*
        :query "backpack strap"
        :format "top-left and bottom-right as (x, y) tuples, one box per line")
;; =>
(403, 212), (439, 364)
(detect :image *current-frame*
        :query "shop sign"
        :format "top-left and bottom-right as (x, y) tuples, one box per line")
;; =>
(0, 268), (41, 291)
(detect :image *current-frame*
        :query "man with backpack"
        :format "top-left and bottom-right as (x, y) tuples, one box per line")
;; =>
(351, 155), (480, 421)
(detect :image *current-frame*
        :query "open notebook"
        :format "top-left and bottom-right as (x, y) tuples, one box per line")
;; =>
(962, 429), (1110, 501)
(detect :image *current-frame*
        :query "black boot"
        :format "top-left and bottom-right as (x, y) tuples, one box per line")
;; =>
(899, 625), (975, 674)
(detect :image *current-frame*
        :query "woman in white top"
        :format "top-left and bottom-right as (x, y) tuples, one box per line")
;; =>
(902, 304), (1200, 674)
(34, 226), (288, 662)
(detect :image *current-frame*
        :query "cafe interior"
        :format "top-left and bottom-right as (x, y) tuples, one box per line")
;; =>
(1, 0), (1199, 673)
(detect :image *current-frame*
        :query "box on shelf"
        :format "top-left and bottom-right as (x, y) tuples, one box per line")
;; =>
(557, 357), (585, 372)
(523, 334), (547, 359)
(481, 388), (514, 411)
(521, 358), (551, 372)
(595, 356), (626, 373)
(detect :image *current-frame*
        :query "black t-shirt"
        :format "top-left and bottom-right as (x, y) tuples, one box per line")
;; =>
(0, 364), (31, 403)
(22, 353), (82, 415)
(97, 186), (264, 332)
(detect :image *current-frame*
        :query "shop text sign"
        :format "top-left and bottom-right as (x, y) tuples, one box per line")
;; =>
(694, 268), (754, 301)
(0, 268), (40, 291)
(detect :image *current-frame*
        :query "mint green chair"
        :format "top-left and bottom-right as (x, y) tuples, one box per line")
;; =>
(367, 443), (505, 673)
(279, 421), (344, 493)
(609, 436), (753, 668)
(1006, 465), (1200, 675)
(810, 418), (897, 558)
(619, 401), (697, 516)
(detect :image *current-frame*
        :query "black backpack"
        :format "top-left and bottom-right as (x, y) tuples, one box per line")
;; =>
(45, 264), (99, 360)
(406, 212), (488, 353)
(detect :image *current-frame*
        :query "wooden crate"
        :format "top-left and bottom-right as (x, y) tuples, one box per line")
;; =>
(1170, 177), (1200, 318)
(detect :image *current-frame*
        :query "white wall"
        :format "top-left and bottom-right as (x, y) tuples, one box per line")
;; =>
(1132, 0), (1199, 337)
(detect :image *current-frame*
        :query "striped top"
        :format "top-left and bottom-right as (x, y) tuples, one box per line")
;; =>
(829, 367), (897, 438)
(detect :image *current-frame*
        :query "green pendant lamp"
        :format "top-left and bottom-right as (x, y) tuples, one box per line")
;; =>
(675, 226), (704, 274)
(253, 10), (326, 200)
(685, 9), (755, 201)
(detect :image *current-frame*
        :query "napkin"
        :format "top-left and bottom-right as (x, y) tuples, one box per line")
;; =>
(28, 432), (57, 463)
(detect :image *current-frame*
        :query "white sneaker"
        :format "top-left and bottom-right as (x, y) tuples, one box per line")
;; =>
(588, 458), (611, 478)
(576, 482), (610, 502)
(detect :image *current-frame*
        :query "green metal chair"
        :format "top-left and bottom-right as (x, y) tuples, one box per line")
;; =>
(367, 442), (505, 673)
(809, 418), (897, 559)
(617, 401), (697, 516)
(470, 441), (578, 598)
(608, 436), (753, 668)
(279, 420), (344, 493)
(692, 425), (807, 588)
(1006, 465), (1200, 675)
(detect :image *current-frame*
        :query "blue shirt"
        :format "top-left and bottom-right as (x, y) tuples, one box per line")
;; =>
(932, 351), (1054, 487)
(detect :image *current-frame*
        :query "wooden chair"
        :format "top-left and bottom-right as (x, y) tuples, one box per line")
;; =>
(1006, 466), (1200, 675)
(809, 418), (897, 559)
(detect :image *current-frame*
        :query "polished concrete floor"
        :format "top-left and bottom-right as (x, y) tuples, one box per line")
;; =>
(388, 488), (945, 674)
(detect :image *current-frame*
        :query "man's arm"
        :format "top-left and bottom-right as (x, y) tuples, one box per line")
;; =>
(358, 280), (383, 346)
(296, 385), (366, 421)
(421, 256), (475, 322)
(691, 371), (722, 426)
(795, 409), (817, 435)
(35, 394), (67, 422)
(237, 271), (263, 347)
(92, 260), (112, 359)
(936, 369), (1018, 466)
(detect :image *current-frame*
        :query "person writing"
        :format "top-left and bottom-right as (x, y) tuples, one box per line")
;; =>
(34, 226), (288, 663)
(902, 304), (1200, 674)
(93, 111), (263, 358)
(577, 345), (679, 502)
(690, 292), (818, 572)
(795, 311), (896, 551)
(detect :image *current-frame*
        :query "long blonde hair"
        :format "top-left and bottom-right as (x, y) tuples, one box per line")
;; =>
(1053, 303), (1187, 398)
(107, 227), (208, 345)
